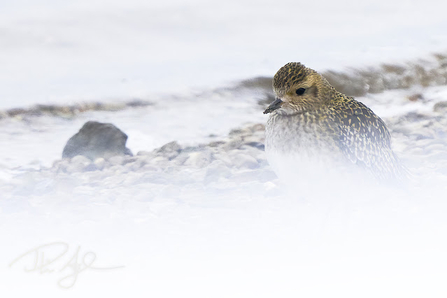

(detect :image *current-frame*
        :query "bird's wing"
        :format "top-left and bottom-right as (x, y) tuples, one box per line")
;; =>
(334, 102), (395, 171)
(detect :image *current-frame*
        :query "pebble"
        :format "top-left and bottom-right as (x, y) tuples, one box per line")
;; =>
(183, 150), (213, 168)
(94, 158), (106, 170)
(136, 151), (154, 156)
(128, 158), (147, 171)
(212, 152), (233, 167)
(171, 152), (190, 166)
(65, 155), (92, 173)
(156, 141), (182, 160)
(231, 153), (259, 169)
(109, 156), (125, 166)
(434, 101), (447, 113)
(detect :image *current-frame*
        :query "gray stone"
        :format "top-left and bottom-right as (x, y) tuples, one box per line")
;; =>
(212, 152), (233, 167)
(127, 158), (147, 171)
(62, 121), (132, 160)
(232, 153), (259, 169)
(149, 156), (169, 166)
(71, 155), (91, 165)
(51, 159), (70, 173)
(136, 151), (153, 156)
(156, 141), (182, 160)
(183, 150), (213, 168)
(66, 155), (92, 172)
(171, 152), (190, 166)
(108, 155), (125, 166)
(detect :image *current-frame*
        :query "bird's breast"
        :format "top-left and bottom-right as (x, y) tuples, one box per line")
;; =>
(265, 112), (348, 180)
(265, 112), (341, 156)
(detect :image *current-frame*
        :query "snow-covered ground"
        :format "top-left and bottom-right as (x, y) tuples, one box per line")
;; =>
(1, 0), (447, 297)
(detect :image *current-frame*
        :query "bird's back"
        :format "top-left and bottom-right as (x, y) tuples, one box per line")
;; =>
(328, 92), (406, 181)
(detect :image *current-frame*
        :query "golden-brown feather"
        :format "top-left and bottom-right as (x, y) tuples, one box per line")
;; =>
(265, 62), (406, 182)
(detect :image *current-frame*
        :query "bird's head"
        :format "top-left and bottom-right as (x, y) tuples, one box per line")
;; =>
(264, 62), (333, 115)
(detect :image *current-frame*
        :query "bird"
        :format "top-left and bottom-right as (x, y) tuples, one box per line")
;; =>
(263, 62), (406, 184)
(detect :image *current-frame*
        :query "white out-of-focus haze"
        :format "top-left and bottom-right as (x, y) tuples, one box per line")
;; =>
(1, 0), (447, 108)
(1, 1), (447, 297)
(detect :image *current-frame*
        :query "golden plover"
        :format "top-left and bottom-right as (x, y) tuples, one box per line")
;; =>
(264, 62), (405, 183)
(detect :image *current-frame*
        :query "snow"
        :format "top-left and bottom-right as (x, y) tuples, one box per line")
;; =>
(1, 0), (447, 297)
(1, 0), (447, 108)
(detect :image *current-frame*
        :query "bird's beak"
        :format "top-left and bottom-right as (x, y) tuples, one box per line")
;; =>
(263, 98), (283, 114)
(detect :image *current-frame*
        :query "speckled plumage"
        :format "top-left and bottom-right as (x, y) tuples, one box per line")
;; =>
(264, 62), (405, 181)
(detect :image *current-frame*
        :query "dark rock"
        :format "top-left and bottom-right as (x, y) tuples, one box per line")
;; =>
(62, 121), (132, 160)
(124, 147), (133, 156)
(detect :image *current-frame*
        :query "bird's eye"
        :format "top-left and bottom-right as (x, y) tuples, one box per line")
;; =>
(296, 88), (306, 95)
